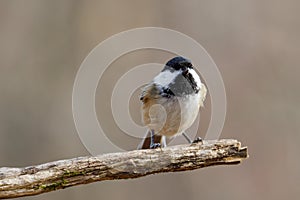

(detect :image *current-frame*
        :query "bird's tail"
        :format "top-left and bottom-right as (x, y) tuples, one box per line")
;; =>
(137, 130), (166, 149)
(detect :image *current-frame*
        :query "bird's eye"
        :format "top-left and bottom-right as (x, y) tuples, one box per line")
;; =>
(179, 61), (192, 68)
(182, 69), (189, 76)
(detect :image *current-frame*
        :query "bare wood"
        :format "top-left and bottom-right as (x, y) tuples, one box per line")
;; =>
(0, 139), (248, 199)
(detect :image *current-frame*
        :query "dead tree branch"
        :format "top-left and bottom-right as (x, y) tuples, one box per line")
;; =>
(0, 139), (248, 199)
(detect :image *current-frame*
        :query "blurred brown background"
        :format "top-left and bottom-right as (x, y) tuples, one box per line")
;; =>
(0, 0), (299, 200)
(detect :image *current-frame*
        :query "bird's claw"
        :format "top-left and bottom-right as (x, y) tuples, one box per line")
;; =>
(192, 137), (203, 144)
(150, 143), (161, 149)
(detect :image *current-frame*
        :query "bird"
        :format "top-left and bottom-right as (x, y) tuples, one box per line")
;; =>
(137, 56), (207, 149)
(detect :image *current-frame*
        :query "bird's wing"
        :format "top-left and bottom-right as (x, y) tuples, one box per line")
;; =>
(139, 83), (161, 104)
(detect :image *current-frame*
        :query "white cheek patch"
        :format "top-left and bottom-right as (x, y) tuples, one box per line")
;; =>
(188, 68), (201, 86)
(153, 69), (181, 87)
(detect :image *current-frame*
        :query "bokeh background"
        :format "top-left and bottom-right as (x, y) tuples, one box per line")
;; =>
(0, 0), (299, 200)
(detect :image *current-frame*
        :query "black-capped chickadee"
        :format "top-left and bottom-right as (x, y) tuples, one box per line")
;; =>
(138, 56), (207, 149)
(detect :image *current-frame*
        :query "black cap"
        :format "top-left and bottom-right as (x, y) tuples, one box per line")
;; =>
(164, 56), (193, 71)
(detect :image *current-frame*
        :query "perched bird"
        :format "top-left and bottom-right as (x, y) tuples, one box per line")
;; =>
(138, 56), (207, 149)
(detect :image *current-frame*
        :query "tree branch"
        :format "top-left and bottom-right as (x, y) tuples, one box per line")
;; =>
(0, 139), (248, 199)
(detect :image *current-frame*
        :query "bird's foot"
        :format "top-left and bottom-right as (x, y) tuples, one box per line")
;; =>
(150, 143), (161, 149)
(192, 137), (203, 144)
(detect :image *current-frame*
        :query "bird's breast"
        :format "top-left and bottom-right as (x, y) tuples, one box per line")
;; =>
(141, 93), (201, 137)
